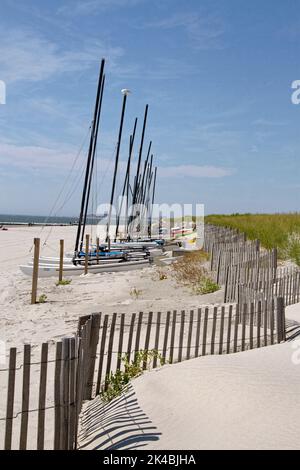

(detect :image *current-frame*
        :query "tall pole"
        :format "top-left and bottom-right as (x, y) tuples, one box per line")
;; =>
(74, 59), (105, 258)
(106, 89), (131, 241)
(115, 118), (137, 241)
(80, 73), (105, 252)
(148, 166), (157, 238)
(137, 141), (152, 205)
(132, 104), (148, 206)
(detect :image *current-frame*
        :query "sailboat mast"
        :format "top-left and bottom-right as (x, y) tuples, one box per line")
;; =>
(132, 104), (148, 206)
(114, 117), (137, 241)
(74, 59), (105, 258)
(137, 141), (152, 205)
(148, 166), (157, 238)
(106, 89), (130, 241)
(80, 73), (105, 252)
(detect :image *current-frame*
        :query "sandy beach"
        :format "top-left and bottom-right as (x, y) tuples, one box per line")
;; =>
(1, 225), (300, 450)
(0, 225), (224, 349)
(0, 225), (224, 449)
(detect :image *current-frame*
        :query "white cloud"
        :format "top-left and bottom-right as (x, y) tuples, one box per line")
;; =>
(0, 140), (78, 171)
(0, 139), (127, 175)
(252, 119), (287, 127)
(0, 28), (123, 83)
(58, 0), (144, 16)
(159, 165), (234, 178)
(145, 12), (226, 50)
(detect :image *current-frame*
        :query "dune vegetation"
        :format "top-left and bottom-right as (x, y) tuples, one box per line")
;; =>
(205, 213), (300, 265)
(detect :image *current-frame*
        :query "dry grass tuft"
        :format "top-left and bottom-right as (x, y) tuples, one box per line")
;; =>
(171, 250), (219, 294)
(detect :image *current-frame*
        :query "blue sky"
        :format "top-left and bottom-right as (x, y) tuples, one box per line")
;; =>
(0, 0), (300, 216)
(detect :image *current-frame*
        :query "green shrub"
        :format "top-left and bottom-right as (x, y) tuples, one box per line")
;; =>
(38, 294), (47, 304)
(101, 350), (164, 403)
(56, 279), (72, 286)
(130, 287), (143, 299)
(193, 277), (220, 295)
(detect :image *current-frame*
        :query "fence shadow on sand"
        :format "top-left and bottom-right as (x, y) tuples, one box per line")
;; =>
(78, 384), (161, 450)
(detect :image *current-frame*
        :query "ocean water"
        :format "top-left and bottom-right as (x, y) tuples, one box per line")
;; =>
(0, 214), (120, 225)
(0, 214), (94, 225)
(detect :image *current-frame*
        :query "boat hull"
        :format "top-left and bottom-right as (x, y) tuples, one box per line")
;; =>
(20, 259), (150, 278)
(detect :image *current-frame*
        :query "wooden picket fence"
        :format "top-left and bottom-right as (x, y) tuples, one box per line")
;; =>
(236, 268), (300, 307)
(204, 224), (300, 308)
(0, 298), (286, 450)
(1, 317), (94, 450)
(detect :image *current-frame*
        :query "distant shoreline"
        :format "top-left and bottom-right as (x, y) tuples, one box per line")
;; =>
(0, 221), (78, 227)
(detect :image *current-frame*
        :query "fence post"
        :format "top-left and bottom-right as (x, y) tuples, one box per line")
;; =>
(86, 314), (101, 400)
(37, 343), (48, 450)
(60, 337), (71, 450)
(4, 348), (17, 450)
(19, 344), (31, 450)
(276, 297), (285, 343)
(54, 342), (62, 450)
(31, 237), (40, 304)
(59, 239), (64, 283)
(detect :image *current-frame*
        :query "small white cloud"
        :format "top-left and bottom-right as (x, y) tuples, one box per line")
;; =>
(145, 12), (226, 50)
(0, 28), (123, 83)
(159, 165), (234, 178)
(252, 118), (287, 127)
(58, 0), (144, 16)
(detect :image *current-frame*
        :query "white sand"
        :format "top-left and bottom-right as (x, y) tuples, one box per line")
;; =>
(1, 225), (299, 450)
(0, 225), (223, 449)
(0, 225), (224, 349)
(79, 335), (300, 450)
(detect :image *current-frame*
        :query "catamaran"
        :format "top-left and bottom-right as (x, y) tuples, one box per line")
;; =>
(20, 58), (164, 278)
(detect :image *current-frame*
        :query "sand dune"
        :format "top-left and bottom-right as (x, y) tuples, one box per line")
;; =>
(79, 320), (300, 450)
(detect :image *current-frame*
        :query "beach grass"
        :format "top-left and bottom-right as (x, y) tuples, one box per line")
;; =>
(205, 213), (300, 264)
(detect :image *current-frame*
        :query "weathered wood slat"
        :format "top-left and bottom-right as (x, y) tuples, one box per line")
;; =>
(241, 303), (247, 351)
(54, 342), (62, 450)
(105, 313), (117, 390)
(162, 311), (171, 363)
(68, 337), (76, 450)
(153, 312), (161, 369)
(116, 314), (125, 371)
(96, 315), (109, 395)
(169, 311), (177, 364)
(143, 312), (153, 370)
(126, 313), (136, 363)
(219, 307), (225, 355)
(194, 309), (202, 358)
(249, 302), (254, 350)
(233, 306), (239, 353)
(134, 312), (144, 363)
(19, 344), (31, 450)
(257, 301), (262, 348)
(187, 310), (194, 360)
(178, 311), (185, 362)
(60, 338), (70, 450)
(210, 307), (218, 355)
(5, 347), (17, 450)
(86, 314), (101, 400)
(226, 305), (233, 354)
(202, 308), (209, 356)
(37, 343), (48, 450)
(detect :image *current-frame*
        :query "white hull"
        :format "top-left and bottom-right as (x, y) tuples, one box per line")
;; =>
(37, 256), (126, 266)
(20, 259), (150, 278)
